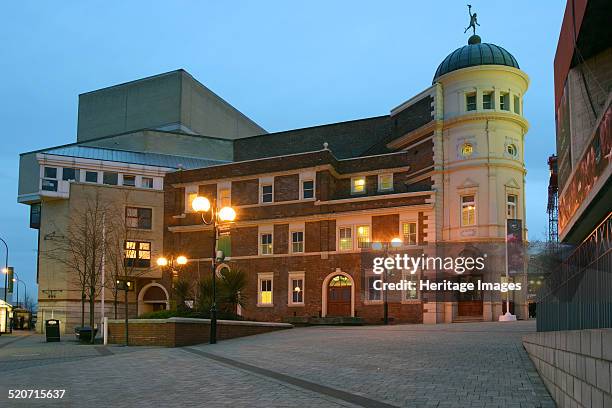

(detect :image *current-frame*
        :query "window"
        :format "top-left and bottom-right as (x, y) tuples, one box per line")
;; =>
(506, 144), (517, 157)
(62, 168), (79, 181)
(367, 275), (381, 301)
(378, 174), (393, 192)
(30, 203), (41, 229)
(126, 207), (152, 229)
(339, 227), (353, 251)
(302, 180), (314, 199)
(44, 167), (57, 179)
(261, 184), (273, 203)
(85, 171), (98, 183)
(466, 93), (476, 111)
(513, 95), (520, 114)
(460, 143), (474, 157)
(402, 222), (417, 245)
(500, 93), (509, 111)
(141, 177), (153, 189)
(289, 273), (304, 305)
(404, 272), (419, 300)
(122, 175), (136, 187)
(482, 92), (493, 110)
(124, 241), (151, 268)
(260, 233), (273, 255)
(507, 195), (517, 219)
(461, 195), (476, 226)
(291, 231), (304, 253)
(41, 179), (58, 192)
(258, 273), (273, 305)
(103, 172), (118, 185)
(219, 188), (231, 207)
(351, 177), (366, 194)
(186, 192), (198, 213)
(356, 225), (370, 249)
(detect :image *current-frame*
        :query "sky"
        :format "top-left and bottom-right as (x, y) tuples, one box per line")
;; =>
(0, 1), (566, 303)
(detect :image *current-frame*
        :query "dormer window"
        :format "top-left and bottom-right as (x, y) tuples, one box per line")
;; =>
(261, 184), (273, 203)
(378, 174), (393, 192)
(351, 177), (366, 194)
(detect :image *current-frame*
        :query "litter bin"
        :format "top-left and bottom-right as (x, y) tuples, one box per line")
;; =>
(75, 326), (97, 343)
(45, 319), (60, 342)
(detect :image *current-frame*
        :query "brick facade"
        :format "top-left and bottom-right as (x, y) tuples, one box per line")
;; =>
(164, 148), (434, 324)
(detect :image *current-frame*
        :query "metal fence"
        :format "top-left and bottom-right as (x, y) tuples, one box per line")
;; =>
(536, 213), (612, 332)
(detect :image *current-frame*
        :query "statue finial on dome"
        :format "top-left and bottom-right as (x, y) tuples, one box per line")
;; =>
(464, 4), (480, 36)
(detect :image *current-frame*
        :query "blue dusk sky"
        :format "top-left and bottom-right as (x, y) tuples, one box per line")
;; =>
(0, 1), (565, 300)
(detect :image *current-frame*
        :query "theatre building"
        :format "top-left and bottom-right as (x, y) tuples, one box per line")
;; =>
(163, 33), (531, 323)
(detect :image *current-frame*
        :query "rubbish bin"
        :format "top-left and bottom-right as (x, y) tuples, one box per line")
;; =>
(45, 319), (60, 342)
(75, 326), (97, 343)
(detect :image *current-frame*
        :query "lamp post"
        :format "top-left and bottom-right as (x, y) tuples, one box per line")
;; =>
(156, 255), (187, 303)
(372, 237), (403, 325)
(12, 273), (26, 309)
(0, 238), (9, 334)
(191, 196), (236, 344)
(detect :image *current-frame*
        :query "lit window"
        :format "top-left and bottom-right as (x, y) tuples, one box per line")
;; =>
(302, 180), (314, 199)
(461, 143), (474, 157)
(291, 231), (304, 253)
(367, 275), (381, 301)
(260, 233), (273, 255)
(402, 222), (417, 245)
(513, 95), (521, 114)
(258, 274), (273, 305)
(141, 177), (153, 189)
(378, 174), (393, 192)
(483, 92), (493, 110)
(461, 195), (476, 226)
(339, 227), (353, 251)
(507, 144), (517, 157)
(62, 168), (79, 181)
(357, 225), (370, 249)
(466, 93), (476, 111)
(261, 184), (273, 203)
(122, 175), (136, 187)
(103, 172), (118, 185)
(351, 177), (366, 194)
(404, 272), (419, 300)
(500, 93), (509, 111)
(289, 274), (304, 304)
(507, 195), (517, 219)
(126, 207), (152, 230)
(124, 241), (151, 268)
(85, 171), (98, 183)
(186, 192), (198, 213)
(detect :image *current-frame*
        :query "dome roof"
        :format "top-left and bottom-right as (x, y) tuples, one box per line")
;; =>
(432, 35), (519, 83)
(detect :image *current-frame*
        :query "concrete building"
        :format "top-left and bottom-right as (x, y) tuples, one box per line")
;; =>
(163, 33), (530, 324)
(18, 70), (267, 333)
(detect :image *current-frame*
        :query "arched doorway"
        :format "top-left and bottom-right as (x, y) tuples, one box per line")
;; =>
(138, 283), (169, 315)
(322, 271), (354, 317)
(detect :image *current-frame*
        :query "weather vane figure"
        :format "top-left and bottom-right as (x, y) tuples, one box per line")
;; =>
(464, 4), (480, 35)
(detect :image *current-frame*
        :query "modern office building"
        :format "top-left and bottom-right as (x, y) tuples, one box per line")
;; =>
(164, 32), (531, 324)
(18, 70), (267, 333)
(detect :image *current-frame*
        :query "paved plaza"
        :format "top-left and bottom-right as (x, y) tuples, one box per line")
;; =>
(0, 321), (554, 407)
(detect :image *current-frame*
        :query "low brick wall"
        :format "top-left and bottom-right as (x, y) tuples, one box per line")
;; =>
(107, 317), (292, 347)
(523, 329), (612, 407)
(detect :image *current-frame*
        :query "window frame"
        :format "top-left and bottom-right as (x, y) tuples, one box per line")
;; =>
(402, 221), (418, 246)
(482, 91), (493, 110)
(290, 230), (304, 254)
(365, 273), (382, 303)
(122, 174), (136, 187)
(260, 233), (273, 255)
(103, 171), (119, 186)
(124, 240), (151, 268)
(301, 179), (315, 200)
(461, 195), (477, 227)
(351, 176), (366, 195)
(288, 272), (305, 306)
(261, 183), (273, 204)
(338, 226), (353, 251)
(125, 207), (153, 230)
(401, 270), (420, 302)
(257, 272), (274, 307)
(499, 92), (510, 111)
(378, 173), (394, 192)
(62, 168), (79, 182)
(141, 177), (154, 189)
(356, 225), (371, 249)
(466, 92), (477, 111)
(507, 194), (518, 219)
(85, 171), (98, 183)
(513, 95), (521, 114)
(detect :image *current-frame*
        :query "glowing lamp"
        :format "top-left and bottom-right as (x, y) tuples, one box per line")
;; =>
(192, 196), (211, 213)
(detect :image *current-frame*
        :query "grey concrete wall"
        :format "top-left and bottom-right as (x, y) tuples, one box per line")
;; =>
(523, 329), (612, 408)
(18, 152), (40, 200)
(77, 69), (266, 142)
(84, 130), (234, 161)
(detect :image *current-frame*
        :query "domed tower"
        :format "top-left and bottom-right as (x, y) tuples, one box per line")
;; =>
(432, 34), (529, 243)
(429, 33), (529, 321)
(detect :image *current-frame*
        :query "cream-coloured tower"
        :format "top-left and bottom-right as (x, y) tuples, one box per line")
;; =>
(430, 35), (530, 322)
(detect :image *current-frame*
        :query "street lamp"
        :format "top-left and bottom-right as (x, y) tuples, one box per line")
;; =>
(372, 238), (403, 325)
(0, 237), (9, 334)
(12, 273), (26, 309)
(156, 255), (188, 290)
(191, 195), (236, 344)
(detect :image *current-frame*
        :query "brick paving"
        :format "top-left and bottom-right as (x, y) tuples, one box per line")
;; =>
(0, 321), (554, 407)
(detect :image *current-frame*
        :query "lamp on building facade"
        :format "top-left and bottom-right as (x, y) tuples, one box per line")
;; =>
(191, 195), (236, 344)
